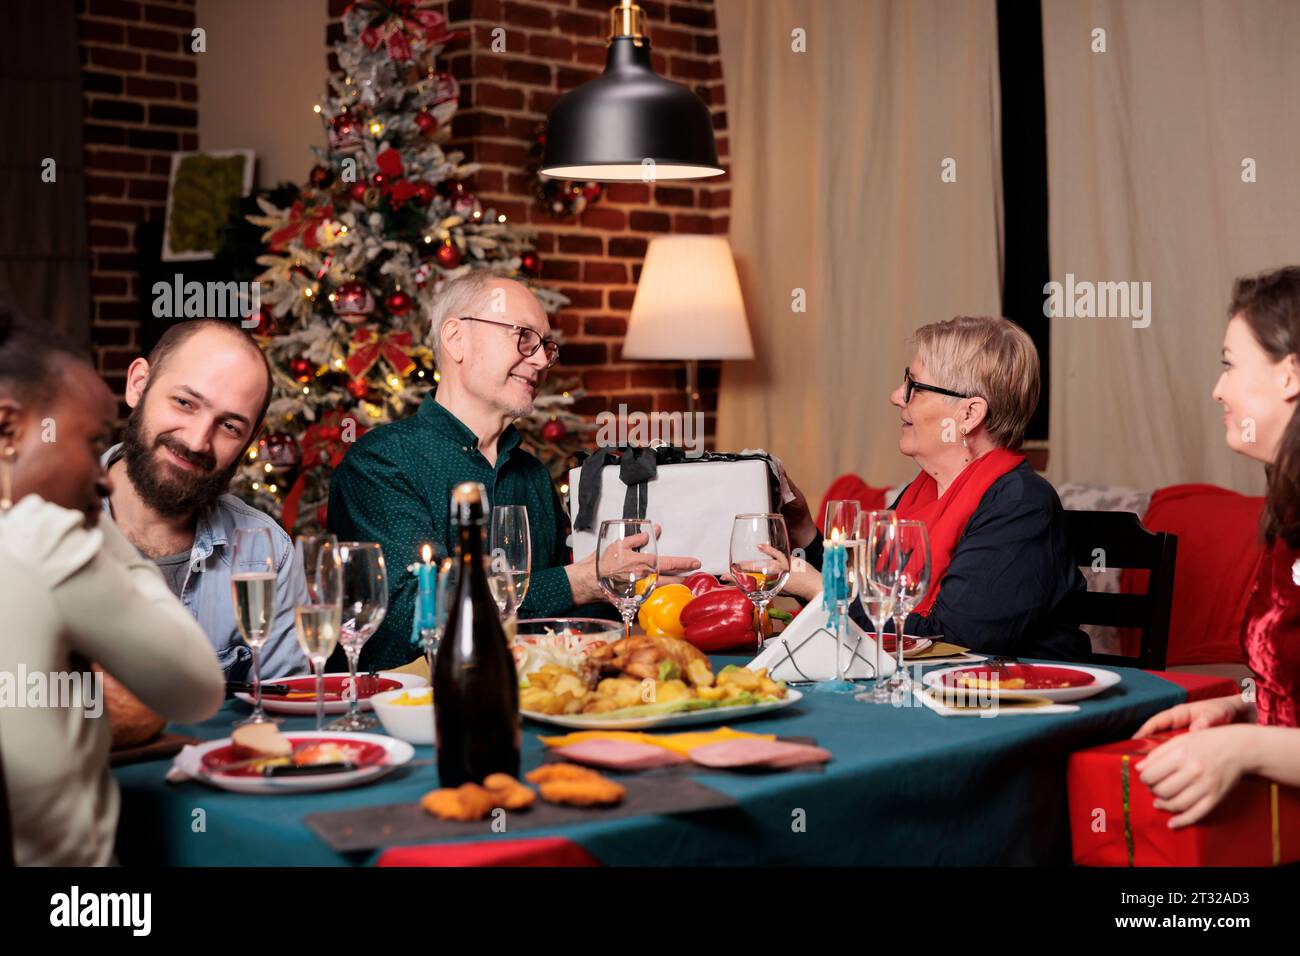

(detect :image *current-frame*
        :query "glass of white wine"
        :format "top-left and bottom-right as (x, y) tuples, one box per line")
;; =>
(595, 519), (659, 640)
(296, 537), (343, 731)
(728, 514), (791, 652)
(489, 505), (531, 619)
(330, 542), (389, 731)
(231, 527), (278, 726)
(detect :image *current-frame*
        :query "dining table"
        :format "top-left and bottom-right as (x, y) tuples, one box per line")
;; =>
(111, 652), (1222, 867)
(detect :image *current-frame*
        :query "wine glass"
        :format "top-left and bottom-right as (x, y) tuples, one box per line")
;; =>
(823, 499), (861, 539)
(231, 527), (278, 726)
(489, 505), (531, 618)
(854, 510), (899, 704)
(296, 536), (342, 731)
(729, 513), (791, 652)
(887, 520), (932, 694)
(328, 542), (388, 731)
(595, 519), (659, 640)
(420, 557), (455, 675)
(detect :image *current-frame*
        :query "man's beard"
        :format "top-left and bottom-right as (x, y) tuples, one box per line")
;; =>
(121, 407), (242, 519)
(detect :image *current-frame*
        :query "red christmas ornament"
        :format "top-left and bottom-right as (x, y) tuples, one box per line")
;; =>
(309, 165), (333, 188)
(348, 182), (369, 204)
(257, 432), (301, 474)
(289, 357), (314, 382)
(371, 173), (388, 189)
(520, 251), (541, 277)
(412, 181), (435, 206)
(435, 241), (461, 269)
(414, 111), (437, 136)
(385, 290), (413, 316)
(249, 304), (277, 335)
(332, 280), (375, 323)
(346, 379), (370, 400)
(542, 419), (567, 442)
(451, 189), (480, 217)
(329, 111), (363, 153)
(581, 183), (602, 202)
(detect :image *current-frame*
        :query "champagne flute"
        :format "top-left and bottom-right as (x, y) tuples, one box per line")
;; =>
(296, 537), (342, 731)
(231, 527), (278, 726)
(823, 499), (862, 539)
(855, 510), (899, 704)
(729, 514), (791, 652)
(595, 519), (659, 640)
(422, 556), (455, 674)
(887, 520), (932, 694)
(489, 505), (531, 618)
(328, 542), (388, 731)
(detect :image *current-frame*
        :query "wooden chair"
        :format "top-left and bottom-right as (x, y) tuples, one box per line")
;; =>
(1062, 510), (1178, 671)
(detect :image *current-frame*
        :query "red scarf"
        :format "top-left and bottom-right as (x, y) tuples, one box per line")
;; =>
(893, 447), (1024, 615)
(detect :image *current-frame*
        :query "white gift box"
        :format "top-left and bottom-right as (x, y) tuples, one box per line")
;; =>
(749, 592), (897, 683)
(568, 456), (774, 576)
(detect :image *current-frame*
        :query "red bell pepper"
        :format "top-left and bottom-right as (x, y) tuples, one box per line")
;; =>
(683, 572), (725, 597)
(680, 586), (759, 652)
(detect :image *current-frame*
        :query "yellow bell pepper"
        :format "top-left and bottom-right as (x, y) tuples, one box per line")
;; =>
(636, 583), (694, 638)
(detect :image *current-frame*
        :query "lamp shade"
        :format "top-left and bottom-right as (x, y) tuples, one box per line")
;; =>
(623, 235), (754, 361)
(541, 9), (724, 182)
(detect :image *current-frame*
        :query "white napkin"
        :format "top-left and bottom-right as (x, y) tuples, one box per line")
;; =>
(166, 744), (204, 784)
(912, 686), (1080, 718)
(749, 592), (896, 682)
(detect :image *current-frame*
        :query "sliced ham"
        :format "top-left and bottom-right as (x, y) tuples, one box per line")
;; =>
(688, 738), (831, 770)
(550, 739), (688, 771)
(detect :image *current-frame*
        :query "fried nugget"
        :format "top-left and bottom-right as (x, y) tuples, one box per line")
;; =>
(538, 775), (626, 808)
(483, 773), (536, 810)
(525, 762), (601, 785)
(419, 783), (495, 821)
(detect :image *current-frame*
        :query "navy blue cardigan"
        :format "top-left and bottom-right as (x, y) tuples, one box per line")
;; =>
(805, 462), (1090, 662)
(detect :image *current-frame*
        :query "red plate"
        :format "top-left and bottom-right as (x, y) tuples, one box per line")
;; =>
(937, 663), (1096, 690)
(201, 735), (390, 777)
(260, 675), (401, 702)
(879, 636), (920, 653)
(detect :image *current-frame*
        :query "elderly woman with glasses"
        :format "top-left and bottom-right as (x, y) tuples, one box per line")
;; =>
(782, 316), (1090, 661)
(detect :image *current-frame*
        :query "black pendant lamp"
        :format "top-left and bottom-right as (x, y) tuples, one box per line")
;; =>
(541, 0), (724, 182)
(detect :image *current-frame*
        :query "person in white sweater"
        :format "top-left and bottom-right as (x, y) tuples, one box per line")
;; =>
(0, 316), (224, 866)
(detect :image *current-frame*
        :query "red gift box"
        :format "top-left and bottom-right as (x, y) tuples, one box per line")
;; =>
(1068, 731), (1300, 866)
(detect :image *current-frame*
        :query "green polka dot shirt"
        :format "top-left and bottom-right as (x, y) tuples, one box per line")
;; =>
(327, 397), (576, 670)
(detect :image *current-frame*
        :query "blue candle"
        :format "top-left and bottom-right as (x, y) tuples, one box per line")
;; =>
(413, 543), (438, 635)
(822, 531), (847, 625)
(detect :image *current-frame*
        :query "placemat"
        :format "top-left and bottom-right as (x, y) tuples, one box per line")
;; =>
(304, 775), (736, 853)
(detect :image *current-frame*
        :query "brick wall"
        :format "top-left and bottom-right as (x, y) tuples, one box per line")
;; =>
(77, 0), (198, 418)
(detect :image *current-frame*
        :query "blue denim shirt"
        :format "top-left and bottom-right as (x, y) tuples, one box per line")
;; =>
(102, 445), (310, 680)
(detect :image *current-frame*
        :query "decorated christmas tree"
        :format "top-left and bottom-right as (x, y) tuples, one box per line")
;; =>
(234, 1), (590, 534)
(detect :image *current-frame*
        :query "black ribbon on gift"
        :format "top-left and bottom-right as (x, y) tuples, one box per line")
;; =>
(575, 447), (662, 531)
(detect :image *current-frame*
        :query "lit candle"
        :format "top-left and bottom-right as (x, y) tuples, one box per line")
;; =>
(414, 543), (438, 633)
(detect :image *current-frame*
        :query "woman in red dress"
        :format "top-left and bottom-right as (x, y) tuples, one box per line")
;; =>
(1136, 267), (1300, 826)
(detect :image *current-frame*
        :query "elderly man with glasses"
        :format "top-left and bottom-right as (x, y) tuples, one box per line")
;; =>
(327, 271), (700, 669)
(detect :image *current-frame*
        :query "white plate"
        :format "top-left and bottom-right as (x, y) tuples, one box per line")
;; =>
(186, 732), (414, 795)
(921, 663), (1121, 703)
(235, 671), (426, 715)
(521, 689), (803, 731)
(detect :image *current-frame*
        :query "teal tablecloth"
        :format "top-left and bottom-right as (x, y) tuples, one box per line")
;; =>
(114, 659), (1185, 866)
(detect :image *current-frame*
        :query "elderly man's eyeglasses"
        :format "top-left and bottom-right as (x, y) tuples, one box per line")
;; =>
(458, 316), (560, 368)
(903, 367), (970, 404)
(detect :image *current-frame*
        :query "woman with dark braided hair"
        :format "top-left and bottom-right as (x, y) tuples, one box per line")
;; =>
(1134, 267), (1300, 827)
(0, 313), (223, 865)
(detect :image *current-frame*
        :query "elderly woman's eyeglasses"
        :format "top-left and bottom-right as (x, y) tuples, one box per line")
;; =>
(903, 367), (970, 404)
(458, 316), (560, 368)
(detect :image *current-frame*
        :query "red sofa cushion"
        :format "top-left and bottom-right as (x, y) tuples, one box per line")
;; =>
(1120, 484), (1263, 666)
(816, 474), (890, 534)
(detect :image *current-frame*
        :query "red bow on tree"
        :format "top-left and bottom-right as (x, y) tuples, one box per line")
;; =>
(350, 1), (463, 61)
(280, 409), (369, 532)
(345, 326), (416, 379)
(268, 201), (335, 253)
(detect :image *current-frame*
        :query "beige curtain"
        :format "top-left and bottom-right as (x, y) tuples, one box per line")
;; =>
(713, 0), (1004, 498)
(1043, 0), (1300, 493)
